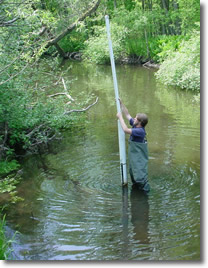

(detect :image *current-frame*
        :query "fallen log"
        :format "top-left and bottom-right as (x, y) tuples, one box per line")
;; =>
(143, 61), (160, 69)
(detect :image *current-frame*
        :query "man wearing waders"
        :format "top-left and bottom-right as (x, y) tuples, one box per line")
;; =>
(117, 99), (150, 193)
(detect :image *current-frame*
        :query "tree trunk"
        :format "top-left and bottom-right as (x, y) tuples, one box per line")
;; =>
(161, 0), (174, 35)
(54, 43), (68, 58)
(144, 29), (150, 59)
(142, 0), (145, 10)
(45, 27), (68, 58)
(148, 0), (152, 10)
(161, 0), (169, 11)
(172, 0), (181, 35)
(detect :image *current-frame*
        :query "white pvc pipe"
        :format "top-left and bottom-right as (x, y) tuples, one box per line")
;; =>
(105, 15), (127, 185)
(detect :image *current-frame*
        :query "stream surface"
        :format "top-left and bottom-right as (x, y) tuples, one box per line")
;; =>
(6, 62), (200, 260)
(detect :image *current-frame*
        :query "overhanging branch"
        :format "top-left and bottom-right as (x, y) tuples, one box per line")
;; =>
(46, 0), (101, 48)
(64, 97), (99, 114)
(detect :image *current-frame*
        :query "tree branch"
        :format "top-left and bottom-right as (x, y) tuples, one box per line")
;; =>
(48, 77), (75, 103)
(0, 62), (30, 85)
(46, 0), (101, 47)
(0, 17), (19, 27)
(48, 92), (74, 103)
(0, 122), (8, 160)
(64, 97), (99, 114)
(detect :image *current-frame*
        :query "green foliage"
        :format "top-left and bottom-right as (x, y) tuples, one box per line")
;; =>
(0, 56), (94, 166)
(0, 173), (24, 202)
(177, 0), (200, 34)
(82, 0), (200, 68)
(0, 214), (9, 260)
(125, 38), (147, 58)
(155, 30), (200, 91)
(0, 160), (24, 205)
(83, 23), (128, 64)
(59, 31), (86, 53)
(153, 35), (189, 62)
(0, 161), (20, 176)
(1, 85), (67, 156)
(0, 214), (16, 260)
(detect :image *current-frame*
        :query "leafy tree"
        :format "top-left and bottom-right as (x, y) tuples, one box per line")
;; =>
(83, 23), (128, 64)
(0, 0), (101, 170)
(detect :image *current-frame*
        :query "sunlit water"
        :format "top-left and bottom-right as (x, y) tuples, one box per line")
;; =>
(5, 62), (200, 260)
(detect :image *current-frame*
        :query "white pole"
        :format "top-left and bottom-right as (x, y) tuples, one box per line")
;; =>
(105, 15), (127, 185)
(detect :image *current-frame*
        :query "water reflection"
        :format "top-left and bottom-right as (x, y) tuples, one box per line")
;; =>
(121, 187), (129, 260)
(120, 185), (150, 260)
(130, 185), (149, 244)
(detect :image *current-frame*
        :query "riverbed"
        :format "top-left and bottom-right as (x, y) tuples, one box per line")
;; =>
(6, 62), (200, 260)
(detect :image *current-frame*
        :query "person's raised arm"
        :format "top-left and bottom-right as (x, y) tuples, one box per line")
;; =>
(117, 112), (132, 135)
(118, 98), (131, 121)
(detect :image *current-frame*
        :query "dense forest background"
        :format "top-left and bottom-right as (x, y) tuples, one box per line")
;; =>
(0, 0), (200, 259)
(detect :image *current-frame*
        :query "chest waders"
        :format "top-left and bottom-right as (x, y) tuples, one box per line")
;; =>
(128, 140), (150, 192)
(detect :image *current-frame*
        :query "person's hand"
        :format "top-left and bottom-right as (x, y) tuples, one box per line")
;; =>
(117, 112), (122, 119)
(115, 98), (122, 104)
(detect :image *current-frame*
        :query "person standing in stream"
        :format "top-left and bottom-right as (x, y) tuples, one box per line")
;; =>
(116, 99), (150, 193)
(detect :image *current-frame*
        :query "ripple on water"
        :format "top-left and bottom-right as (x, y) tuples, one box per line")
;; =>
(5, 62), (200, 261)
(146, 165), (200, 260)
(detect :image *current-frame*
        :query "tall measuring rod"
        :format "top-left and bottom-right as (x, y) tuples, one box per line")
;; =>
(105, 15), (127, 185)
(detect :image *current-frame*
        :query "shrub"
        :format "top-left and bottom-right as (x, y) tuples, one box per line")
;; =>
(83, 23), (128, 64)
(155, 30), (200, 91)
(152, 35), (189, 62)
(59, 30), (87, 53)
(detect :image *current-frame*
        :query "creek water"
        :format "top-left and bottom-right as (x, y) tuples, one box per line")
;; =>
(6, 62), (200, 260)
